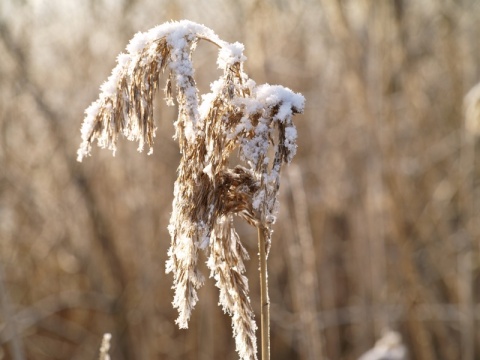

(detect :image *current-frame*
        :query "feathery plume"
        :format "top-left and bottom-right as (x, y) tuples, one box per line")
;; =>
(78, 20), (304, 360)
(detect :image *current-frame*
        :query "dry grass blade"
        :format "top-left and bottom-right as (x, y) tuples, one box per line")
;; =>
(77, 20), (304, 360)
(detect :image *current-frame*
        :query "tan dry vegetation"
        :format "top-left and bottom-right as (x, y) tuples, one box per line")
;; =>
(1, 1), (480, 360)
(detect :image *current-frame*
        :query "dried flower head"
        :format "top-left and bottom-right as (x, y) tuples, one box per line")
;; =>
(78, 20), (304, 360)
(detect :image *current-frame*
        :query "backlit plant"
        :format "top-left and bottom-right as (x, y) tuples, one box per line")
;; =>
(78, 20), (304, 360)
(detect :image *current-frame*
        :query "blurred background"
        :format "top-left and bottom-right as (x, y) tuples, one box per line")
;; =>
(1, 0), (480, 359)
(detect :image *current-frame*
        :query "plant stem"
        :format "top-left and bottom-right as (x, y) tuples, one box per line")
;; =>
(258, 226), (270, 360)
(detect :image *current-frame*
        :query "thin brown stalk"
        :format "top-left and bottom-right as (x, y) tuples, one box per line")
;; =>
(0, 261), (25, 360)
(460, 83), (479, 360)
(258, 226), (270, 360)
(286, 164), (325, 360)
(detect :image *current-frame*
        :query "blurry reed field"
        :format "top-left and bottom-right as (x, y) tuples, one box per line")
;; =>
(1, 1), (480, 360)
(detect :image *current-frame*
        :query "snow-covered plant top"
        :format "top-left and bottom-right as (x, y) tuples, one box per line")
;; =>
(77, 20), (304, 360)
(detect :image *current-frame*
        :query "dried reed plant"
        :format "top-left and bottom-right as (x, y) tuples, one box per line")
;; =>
(460, 82), (480, 360)
(98, 333), (112, 360)
(465, 82), (480, 138)
(77, 20), (304, 360)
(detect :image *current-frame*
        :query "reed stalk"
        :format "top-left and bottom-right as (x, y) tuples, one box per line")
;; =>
(258, 226), (270, 360)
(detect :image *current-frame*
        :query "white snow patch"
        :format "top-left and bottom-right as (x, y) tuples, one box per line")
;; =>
(217, 42), (246, 68)
(255, 84), (305, 117)
(203, 163), (214, 180)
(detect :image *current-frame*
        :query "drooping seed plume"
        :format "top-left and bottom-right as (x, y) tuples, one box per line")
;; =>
(77, 20), (304, 360)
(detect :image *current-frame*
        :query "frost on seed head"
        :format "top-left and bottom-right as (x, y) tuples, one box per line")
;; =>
(217, 42), (247, 68)
(77, 20), (304, 360)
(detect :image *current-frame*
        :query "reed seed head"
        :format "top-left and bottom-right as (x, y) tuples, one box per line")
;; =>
(77, 20), (304, 360)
